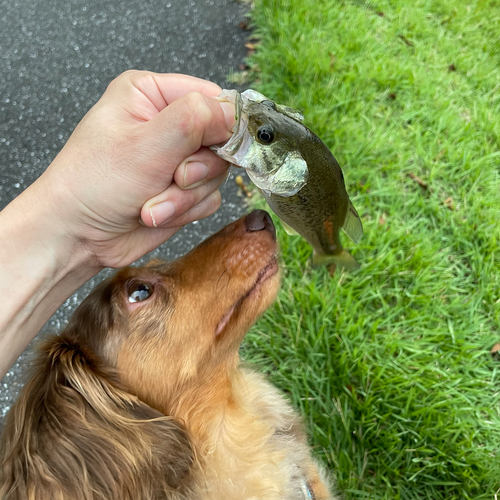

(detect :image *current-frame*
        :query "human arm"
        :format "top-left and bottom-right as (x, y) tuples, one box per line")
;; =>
(0, 71), (235, 378)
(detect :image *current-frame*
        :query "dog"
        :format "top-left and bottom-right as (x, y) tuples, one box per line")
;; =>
(0, 210), (334, 500)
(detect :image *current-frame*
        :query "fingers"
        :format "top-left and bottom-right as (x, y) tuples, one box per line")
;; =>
(126, 188), (221, 260)
(146, 91), (236, 168)
(140, 174), (226, 228)
(107, 70), (223, 110)
(139, 72), (223, 107)
(163, 190), (222, 228)
(99, 70), (235, 177)
(93, 70), (235, 230)
(103, 71), (225, 122)
(174, 147), (229, 190)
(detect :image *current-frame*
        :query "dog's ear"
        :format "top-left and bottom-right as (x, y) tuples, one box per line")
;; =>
(0, 336), (193, 500)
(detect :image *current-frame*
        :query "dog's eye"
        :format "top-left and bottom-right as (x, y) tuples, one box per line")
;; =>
(128, 283), (153, 303)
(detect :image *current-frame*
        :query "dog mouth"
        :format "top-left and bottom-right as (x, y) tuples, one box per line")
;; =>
(215, 256), (279, 337)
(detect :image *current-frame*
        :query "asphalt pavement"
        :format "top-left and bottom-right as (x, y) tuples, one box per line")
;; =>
(0, 0), (251, 425)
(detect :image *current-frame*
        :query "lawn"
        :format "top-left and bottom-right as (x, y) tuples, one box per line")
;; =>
(236, 0), (500, 498)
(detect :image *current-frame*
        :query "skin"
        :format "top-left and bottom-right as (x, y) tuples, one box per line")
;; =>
(0, 70), (236, 379)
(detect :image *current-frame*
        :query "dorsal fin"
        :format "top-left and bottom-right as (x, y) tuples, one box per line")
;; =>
(342, 200), (363, 243)
(276, 104), (304, 122)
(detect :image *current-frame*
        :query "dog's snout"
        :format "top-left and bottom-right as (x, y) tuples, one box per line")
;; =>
(245, 210), (276, 240)
(245, 210), (268, 232)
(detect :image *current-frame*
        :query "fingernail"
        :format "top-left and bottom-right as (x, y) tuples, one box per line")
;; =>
(219, 101), (236, 132)
(149, 201), (176, 227)
(183, 161), (209, 189)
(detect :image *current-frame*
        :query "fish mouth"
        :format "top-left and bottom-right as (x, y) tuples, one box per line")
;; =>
(215, 255), (279, 337)
(210, 90), (269, 166)
(216, 89), (272, 156)
(210, 89), (248, 158)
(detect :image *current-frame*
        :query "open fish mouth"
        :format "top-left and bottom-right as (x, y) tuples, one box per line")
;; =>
(212, 89), (250, 160)
(210, 89), (309, 198)
(210, 90), (269, 168)
(217, 89), (283, 156)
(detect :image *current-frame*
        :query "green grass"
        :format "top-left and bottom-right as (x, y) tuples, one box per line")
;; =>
(238, 0), (500, 498)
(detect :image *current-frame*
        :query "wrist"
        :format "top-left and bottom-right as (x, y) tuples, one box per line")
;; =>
(0, 173), (100, 377)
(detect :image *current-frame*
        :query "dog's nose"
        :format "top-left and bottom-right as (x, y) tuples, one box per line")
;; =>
(245, 210), (276, 240)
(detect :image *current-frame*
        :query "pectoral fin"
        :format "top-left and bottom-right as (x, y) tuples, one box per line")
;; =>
(280, 220), (300, 236)
(342, 200), (363, 243)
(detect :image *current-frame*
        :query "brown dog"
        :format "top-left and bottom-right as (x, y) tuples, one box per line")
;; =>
(0, 210), (334, 500)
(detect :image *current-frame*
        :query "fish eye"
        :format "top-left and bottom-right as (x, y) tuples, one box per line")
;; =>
(128, 282), (153, 303)
(261, 100), (277, 110)
(257, 125), (275, 145)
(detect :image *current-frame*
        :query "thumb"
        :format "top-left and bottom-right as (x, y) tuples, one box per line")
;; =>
(145, 92), (236, 173)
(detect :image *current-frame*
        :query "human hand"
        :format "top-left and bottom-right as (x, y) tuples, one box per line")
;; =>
(38, 70), (235, 269)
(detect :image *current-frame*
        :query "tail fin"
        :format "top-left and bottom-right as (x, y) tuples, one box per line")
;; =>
(313, 249), (360, 274)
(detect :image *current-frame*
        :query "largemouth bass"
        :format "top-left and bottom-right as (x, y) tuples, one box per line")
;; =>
(210, 89), (363, 271)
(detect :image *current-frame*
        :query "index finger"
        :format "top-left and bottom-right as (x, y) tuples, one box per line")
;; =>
(149, 73), (223, 103)
(109, 70), (223, 113)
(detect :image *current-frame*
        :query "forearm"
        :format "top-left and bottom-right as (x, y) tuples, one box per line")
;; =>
(0, 177), (98, 378)
(0, 72), (235, 379)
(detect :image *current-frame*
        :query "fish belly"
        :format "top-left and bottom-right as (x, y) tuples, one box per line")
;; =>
(264, 191), (344, 255)
(263, 190), (360, 271)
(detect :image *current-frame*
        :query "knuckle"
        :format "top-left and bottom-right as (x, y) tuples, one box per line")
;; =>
(177, 93), (212, 138)
(106, 70), (148, 93)
(183, 91), (208, 110)
(208, 189), (222, 209)
(120, 69), (149, 82)
(205, 191), (222, 216)
(128, 70), (156, 88)
(179, 189), (197, 211)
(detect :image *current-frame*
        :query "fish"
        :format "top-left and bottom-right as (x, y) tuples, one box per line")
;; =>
(210, 89), (363, 272)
